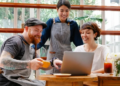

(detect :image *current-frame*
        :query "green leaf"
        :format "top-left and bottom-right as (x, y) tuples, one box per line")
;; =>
(74, 16), (88, 20)
(74, 16), (103, 23)
(89, 18), (103, 22)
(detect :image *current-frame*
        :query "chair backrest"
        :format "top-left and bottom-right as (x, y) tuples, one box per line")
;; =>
(98, 76), (120, 86)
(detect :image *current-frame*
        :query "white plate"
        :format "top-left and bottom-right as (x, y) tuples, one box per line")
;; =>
(53, 73), (71, 77)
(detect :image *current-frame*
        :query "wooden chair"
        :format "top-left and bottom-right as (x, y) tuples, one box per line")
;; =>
(98, 76), (120, 86)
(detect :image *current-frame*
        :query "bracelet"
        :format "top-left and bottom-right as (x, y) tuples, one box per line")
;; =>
(50, 57), (57, 67)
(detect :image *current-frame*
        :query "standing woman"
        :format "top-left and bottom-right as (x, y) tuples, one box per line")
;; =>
(74, 22), (110, 73)
(32, 0), (83, 74)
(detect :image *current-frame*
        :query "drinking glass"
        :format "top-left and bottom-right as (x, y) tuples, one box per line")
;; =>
(40, 47), (47, 75)
(40, 47), (47, 60)
(104, 58), (112, 74)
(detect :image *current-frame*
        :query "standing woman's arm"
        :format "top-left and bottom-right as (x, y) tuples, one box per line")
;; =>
(31, 18), (53, 49)
(71, 21), (83, 46)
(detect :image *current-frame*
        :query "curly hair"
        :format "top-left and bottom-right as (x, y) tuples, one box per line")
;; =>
(80, 22), (101, 40)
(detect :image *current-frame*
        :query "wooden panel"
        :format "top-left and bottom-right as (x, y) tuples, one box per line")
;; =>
(99, 76), (120, 80)
(102, 85), (120, 86)
(46, 81), (72, 86)
(0, 2), (120, 11)
(98, 76), (120, 86)
(103, 80), (120, 86)
(0, 28), (120, 36)
(39, 75), (98, 82)
(98, 80), (103, 86)
(72, 82), (83, 86)
(101, 30), (120, 35)
(46, 81), (83, 86)
(83, 81), (98, 86)
(0, 28), (23, 33)
(0, 2), (56, 9)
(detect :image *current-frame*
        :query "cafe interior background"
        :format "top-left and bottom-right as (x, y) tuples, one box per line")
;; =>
(0, 0), (120, 78)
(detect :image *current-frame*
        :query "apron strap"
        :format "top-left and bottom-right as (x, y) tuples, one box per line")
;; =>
(0, 69), (3, 74)
(18, 35), (28, 45)
(68, 22), (70, 25)
(53, 18), (70, 25)
(49, 51), (56, 54)
(53, 18), (55, 24)
(49, 18), (56, 54)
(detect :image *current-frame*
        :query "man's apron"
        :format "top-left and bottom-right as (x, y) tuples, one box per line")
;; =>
(1, 38), (45, 86)
(46, 19), (72, 74)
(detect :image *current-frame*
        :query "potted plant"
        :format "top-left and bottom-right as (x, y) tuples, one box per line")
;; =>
(110, 53), (120, 76)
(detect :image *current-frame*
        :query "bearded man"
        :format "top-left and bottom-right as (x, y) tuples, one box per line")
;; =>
(0, 18), (62, 86)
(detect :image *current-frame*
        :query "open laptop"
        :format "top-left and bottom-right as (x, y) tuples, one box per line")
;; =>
(61, 51), (94, 76)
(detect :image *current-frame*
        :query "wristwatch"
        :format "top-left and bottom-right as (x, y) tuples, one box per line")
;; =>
(50, 57), (57, 67)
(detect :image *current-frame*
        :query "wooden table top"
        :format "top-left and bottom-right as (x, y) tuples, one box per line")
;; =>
(39, 74), (98, 82)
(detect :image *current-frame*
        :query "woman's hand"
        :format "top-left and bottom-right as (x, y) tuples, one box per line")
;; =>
(53, 59), (62, 70)
(91, 68), (104, 73)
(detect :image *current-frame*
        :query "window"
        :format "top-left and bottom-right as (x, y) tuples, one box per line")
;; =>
(0, 0), (120, 52)
(84, 0), (101, 5)
(105, 0), (120, 52)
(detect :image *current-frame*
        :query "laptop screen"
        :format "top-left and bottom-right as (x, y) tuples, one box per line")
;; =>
(61, 51), (94, 76)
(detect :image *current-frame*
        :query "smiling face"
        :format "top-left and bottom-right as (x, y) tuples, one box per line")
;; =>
(57, 5), (70, 22)
(80, 29), (97, 44)
(28, 25), (43, 45)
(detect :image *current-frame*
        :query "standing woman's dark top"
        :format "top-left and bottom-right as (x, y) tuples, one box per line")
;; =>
(32, 0), (83, 74)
